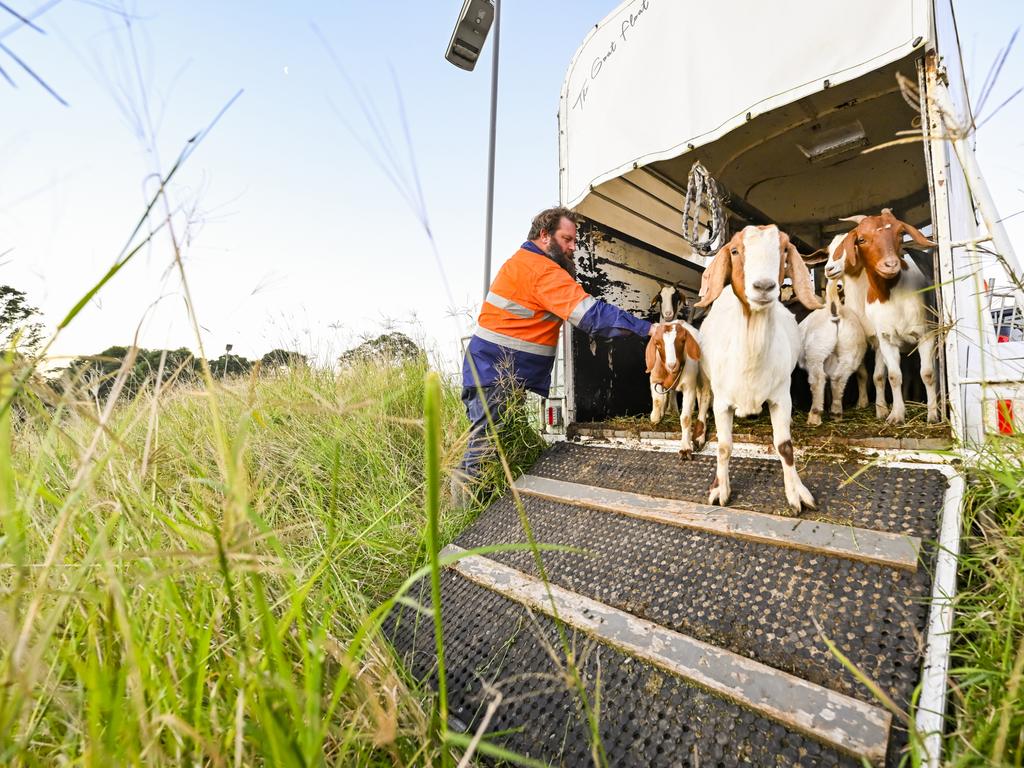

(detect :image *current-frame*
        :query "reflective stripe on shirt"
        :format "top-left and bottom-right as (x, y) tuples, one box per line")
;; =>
(474, 325), (557, 357)
(568, 295), (597, 326)
(486, 291), (534, 319)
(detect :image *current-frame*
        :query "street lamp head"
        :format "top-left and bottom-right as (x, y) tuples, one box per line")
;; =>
(445, 0), (494, 71)
(225, 344), (233, 353)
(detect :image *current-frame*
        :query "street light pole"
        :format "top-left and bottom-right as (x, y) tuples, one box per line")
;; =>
(444, 0), (500, 300)
(481, 0), (500, 300)
(223, 343), (233, 378)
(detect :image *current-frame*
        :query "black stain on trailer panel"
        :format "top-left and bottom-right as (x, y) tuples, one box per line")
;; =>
(572, 221), (674, 421)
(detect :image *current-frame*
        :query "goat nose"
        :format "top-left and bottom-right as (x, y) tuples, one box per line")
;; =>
(753, 279), (777, 293)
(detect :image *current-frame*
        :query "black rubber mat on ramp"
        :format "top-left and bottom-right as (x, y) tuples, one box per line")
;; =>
(386, 571), (863, 767)
(531, 442), (945, 539)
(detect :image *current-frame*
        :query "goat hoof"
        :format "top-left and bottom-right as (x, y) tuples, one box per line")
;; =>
(885, 412), (905, 426)
(876, 405), (889, 419)
(806, 411), (822, 427)
(830, 410), (843, 422)
(708, 482), (730, 507)
(927, 411), (940, 424)
(678, 449), (692, 461)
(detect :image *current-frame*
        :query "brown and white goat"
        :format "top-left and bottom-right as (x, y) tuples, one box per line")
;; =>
(825, 209), (939, 424)
(695, 225), (823, 514)
(648, 283), (689, 419)
(645, 321), (708, 457)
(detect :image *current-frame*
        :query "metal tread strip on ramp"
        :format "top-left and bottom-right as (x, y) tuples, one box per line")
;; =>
(443, 544), (893, 764)
(513, 474), (922, 570)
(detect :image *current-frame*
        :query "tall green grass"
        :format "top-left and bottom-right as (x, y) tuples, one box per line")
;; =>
(946, 435), (1024, 766)
(0, 354), (538, 766)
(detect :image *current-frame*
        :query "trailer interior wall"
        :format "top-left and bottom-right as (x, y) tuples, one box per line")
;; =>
(569, 221), (703, 423)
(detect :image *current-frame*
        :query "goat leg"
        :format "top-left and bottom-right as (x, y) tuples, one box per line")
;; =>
(918, 334), (940, 423)
(855, 362), (869, 409)
(878, 338), (906, 425)
(769, 395), (816, 515)
(805, 358), (827, 426)
(693, 377), (712, 451)
(677, 368), (698, 459)
(872, 340), (889, 419)
(649, 379), (667, 424)
(829, 369), (854, 420)
(708, 403), (733, 506)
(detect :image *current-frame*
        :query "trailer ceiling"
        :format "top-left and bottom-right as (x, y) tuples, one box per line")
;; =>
(574, 54), (931, 261)
(653, 54), (932, 249)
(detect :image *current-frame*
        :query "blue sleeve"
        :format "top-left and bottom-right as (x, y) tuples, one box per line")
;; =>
(576, 299), (652, 338)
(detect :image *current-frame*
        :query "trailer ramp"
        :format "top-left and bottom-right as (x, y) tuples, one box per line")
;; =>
(385, 442), (952, 767)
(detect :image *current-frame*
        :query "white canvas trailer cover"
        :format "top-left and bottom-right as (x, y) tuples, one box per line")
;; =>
(559, 0), (931, 213)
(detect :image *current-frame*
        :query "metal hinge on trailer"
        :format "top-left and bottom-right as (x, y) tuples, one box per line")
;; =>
(681, 161), (726, 256)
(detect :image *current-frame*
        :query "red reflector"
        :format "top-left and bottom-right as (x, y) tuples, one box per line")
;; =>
(998, 334), (1010, 343)
(997, 400), (1015, 434)
(547, 407), (554, 426)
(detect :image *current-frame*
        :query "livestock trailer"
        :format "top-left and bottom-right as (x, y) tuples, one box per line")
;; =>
(388, 2), (1022, 765)
(545, 0), (1023, 443)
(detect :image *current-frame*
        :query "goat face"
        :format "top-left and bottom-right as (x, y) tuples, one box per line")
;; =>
(823, 233), (849, 280)
(645, 322), (700, 388)
(696, 225), (822, 313)
(833, 209), (937, 281)
(651, 283), (687, 322)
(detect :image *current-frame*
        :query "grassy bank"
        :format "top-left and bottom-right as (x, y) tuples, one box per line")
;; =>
(947, 435), (1024, 766)
(3, 348), (1023, 766)
(0, 357), (539, 766)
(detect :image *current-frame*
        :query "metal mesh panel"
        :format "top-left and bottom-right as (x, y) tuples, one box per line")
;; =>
(384, 443), (947, 767)
(386, 571), (865, 767)
(457, 495), (931, 711)
(530, 442), (945, 538)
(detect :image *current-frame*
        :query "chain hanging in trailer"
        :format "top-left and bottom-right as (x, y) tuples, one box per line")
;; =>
(681, 161), (726, 256)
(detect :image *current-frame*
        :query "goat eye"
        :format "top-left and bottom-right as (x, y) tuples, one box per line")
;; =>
(855, 238), (865, 245)
(730, 248), (739, 256)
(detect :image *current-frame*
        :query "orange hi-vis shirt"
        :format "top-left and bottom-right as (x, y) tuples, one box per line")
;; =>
(464, 241), (652, 396)
(476, 245), (596, 355)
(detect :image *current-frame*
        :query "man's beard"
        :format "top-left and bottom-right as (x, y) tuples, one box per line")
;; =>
(545, 239), (576, 278)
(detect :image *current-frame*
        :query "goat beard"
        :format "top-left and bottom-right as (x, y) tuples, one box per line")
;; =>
(545, 239), (576, 278)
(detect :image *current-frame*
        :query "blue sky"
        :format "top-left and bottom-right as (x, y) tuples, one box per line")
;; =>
(1, 1), (1022, 369)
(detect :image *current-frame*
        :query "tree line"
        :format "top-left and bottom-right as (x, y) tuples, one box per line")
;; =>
(3, 282), (424, 400)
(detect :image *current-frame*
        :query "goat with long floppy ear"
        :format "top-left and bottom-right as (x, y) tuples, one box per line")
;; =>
(881, 208), (938, 249)
(645, 325), (669, 380)
(781, 233), (823, 311)
(695, 235), (738, 308)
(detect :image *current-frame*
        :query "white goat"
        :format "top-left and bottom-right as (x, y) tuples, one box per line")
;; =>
(824, 209), (939, 424)
(798, 264), (869, 426)
(645, 320), (709, 457)
(695, 225), (823, 514)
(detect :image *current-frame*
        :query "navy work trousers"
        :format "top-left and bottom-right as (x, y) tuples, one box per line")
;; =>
(457, 383), (515, 481)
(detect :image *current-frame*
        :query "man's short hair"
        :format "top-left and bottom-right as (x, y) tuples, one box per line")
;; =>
(528, 206), (580, 240)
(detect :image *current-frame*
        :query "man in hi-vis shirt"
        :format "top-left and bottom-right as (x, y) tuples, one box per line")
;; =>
(454, 206), (654, 505)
